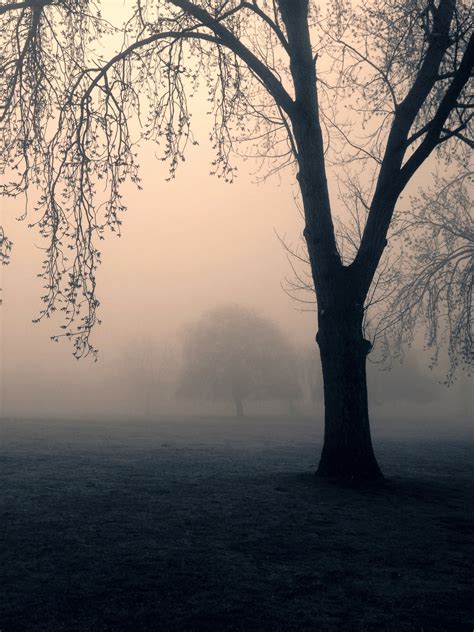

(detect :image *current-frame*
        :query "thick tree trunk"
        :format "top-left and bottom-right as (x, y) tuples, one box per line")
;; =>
(278, 4), (382, 480)
(316, 303), (382, 481)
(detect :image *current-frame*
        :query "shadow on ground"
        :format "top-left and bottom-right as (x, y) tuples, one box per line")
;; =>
(1, 416), (473, 631)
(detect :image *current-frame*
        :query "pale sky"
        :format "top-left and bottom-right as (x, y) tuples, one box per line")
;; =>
(1, 128), (318, 417)
(0, 1), (471, 422)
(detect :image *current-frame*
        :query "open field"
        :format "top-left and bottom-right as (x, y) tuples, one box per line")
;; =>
(1, 415), (473, 631)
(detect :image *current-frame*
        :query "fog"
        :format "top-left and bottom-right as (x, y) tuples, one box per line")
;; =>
(2, 6), (473, 632)
(1, 136), (471, 431)
(0, 0), (471, 432)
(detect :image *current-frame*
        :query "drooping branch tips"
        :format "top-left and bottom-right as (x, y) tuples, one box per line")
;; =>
(282, 168), (473, 379)
(353, 0), (473, 293)
(0, 0), (472, 369)
(0, 226), (13, 266)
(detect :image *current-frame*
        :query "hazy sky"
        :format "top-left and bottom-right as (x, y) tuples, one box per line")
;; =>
(0, 1), (471, 422)
(1, 124), (319, 417)
(2, 123), (470, 421)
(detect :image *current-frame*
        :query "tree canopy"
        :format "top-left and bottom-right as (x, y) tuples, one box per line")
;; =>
(282, 167), (473, 379)
(178, 305), (301, 415)
(1, 0), (472, 478)
(1, 0), (472, 359)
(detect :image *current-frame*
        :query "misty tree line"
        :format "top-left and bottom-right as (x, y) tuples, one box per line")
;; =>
(1, 0), (472, 479)
(123, 305), (319, 417)
(122, 304), (442, 418)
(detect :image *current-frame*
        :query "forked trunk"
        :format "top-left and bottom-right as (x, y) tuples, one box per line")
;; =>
(279, 32), (383, 478)
(316, 303), (382, 481)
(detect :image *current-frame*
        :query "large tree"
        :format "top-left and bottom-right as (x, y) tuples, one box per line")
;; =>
(282, 167), (473, 384)
(178, 305), (301, 417)
(1, 0), (472, 479)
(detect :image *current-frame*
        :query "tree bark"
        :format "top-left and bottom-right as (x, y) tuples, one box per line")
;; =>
(316, 298), (382, 481)
(280, 1), (383, 481)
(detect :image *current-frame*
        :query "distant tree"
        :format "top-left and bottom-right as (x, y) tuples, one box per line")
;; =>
(1, 0), (472, 478)
(178, 305), (301, 416)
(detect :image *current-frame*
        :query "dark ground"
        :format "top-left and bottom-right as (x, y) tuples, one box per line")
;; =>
(1, 415), (473, 631)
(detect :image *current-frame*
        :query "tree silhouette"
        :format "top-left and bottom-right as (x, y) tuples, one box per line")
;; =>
(384, 171), (473, 382)
(1, 0), (472, 478)
(282, 167), (473, 384)
(178, 305), (301, 417)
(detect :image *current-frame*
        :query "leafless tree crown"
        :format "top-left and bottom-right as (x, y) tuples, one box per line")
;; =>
(0, 0), (472, 362)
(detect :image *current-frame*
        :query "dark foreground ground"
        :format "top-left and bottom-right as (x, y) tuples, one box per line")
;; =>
(1, 415), (473, 631)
